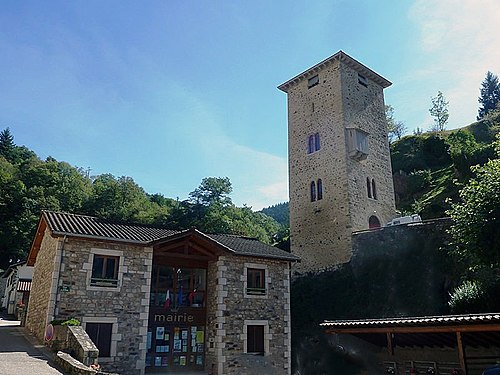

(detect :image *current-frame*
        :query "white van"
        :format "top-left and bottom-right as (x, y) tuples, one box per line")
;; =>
(386, 214), (422, 227)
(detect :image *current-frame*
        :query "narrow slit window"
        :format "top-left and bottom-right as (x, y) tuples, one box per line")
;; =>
(308, 135), (315, 154)
(372, 179), (377, 200)
(314, 133), (320, 151)
(310, 181), (316, 202)
(317, 179), (323, 200)
(367, 178), (372, 198)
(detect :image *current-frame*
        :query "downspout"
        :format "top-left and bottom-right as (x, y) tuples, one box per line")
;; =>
(52, 235), (67, 320)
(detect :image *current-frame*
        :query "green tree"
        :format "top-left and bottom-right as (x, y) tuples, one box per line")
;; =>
(477, 71), (500, 120)
(189, 177), (232, 206)
(385, 105), (407, 142)
(446, 135), (500, 312)
(0, 127), (15, 162)
(429, 91), (449, 132)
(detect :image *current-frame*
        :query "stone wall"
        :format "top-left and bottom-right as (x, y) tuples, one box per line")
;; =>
(26, 227), (60, 341)
(291, 219), (456, 374)
(206, 255), (291, 375)
(287, 59), (353, 273)
(286, 56), (396, 274)
(340, 62), (396, 231)
(53, 237), (153, 375)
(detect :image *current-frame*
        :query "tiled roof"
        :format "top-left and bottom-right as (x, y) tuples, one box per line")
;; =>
(207, 233), (299, 261)
(41, 211), (299, 262)
(321, 313), (500, 329)
(43, 211), (178, 244)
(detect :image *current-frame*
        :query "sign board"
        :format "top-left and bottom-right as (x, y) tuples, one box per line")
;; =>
(44, 324), (54, 342)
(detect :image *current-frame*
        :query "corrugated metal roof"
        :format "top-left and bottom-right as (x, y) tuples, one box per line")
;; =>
(321, 313), (500, 328)
(41, 211), (299, 261)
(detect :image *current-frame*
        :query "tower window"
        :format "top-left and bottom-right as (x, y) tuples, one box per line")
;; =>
(372, 179), (377, 200)
(307, 133), (320, 154)
(317, 179), (323, 200)
(367, 178), (372, 198)
(358, 73), (368, 87)
(310, 181), (316, 202)
(308, 135), (315, 154)
(308, 75), (319, 89)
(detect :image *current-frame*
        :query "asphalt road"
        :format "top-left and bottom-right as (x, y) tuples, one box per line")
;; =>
(0, 313), (64, 375)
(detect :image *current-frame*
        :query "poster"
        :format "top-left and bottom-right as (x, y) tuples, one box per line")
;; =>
(180, 356), (186, 366)
(196, 330), (204, 344)
(173, 339), (182, 352)
(196, 355), (203, 365)
(161, 357), (169, 367)
(155, 356), (161, 367)
(181, 330), (188, 339)
(156, 327), (165, 340)
(147, 331), (152, 350)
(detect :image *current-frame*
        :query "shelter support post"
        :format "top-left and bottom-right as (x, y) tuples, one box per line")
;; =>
(456, 331), (467, 375)
(386, 332), (394, 355)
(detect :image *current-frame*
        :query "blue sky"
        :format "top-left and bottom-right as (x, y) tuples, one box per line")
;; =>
(1, 1), (499, 210)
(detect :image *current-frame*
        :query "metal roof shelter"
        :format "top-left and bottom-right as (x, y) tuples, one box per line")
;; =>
(322, 313), (500, 375)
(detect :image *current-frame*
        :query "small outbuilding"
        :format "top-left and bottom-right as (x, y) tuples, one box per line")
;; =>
(322, 313), (500, 375)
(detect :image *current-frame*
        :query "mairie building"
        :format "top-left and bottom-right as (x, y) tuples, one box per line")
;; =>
(25, 211), (298, 375)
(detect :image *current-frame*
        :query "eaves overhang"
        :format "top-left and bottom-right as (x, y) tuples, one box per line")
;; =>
(278, 50), (392, 93)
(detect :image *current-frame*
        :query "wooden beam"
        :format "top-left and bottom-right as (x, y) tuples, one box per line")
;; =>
(456, 332), (467, 375)
(386, 332), (394, 355)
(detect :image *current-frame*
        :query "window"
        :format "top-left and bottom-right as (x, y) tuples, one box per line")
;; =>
(346, 128), (369, 160)
(307, 133), (320, 154)
(317, 179), (323, 200)
(247, 325), (265, 355)
(372, 179), (377, 200)
(310, 181), (316, 202)
(367, 177), (372, 198)
(243, 264), (268, 299)
(86, 322), (113, 357)
(150, 266), (206, 308)
(308, 74), (319, 88)
(314, 132), (320, 151)
(91, 255), (119, 287)
(308, 135), (315, 154)
(358, 73), (368, 87)
(247, 268), (265, 295)
(85, 249), (124, 291)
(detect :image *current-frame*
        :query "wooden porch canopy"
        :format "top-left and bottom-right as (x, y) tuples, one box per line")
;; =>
(322, 313), (500, 375)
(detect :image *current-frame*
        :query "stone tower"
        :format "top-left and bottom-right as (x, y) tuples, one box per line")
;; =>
(278, 51), (396, 273)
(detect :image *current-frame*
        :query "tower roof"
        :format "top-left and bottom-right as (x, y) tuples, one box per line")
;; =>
(277, 50), (392, 92)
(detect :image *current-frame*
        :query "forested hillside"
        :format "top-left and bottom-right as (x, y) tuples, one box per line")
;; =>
(0, 128), (283, 270)
(392, 113), (500, 218)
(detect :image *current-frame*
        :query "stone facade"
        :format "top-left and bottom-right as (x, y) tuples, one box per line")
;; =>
(279, 52), (396, 273)
(26, 212), (295, 375)
(205, 255), (291, 375)
(26, 227), (61, 341)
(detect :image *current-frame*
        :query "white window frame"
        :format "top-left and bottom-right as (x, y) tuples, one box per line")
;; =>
(242, 263), (269, 299)
(82, 316), (121, 361)
(83, 248), (125, 292)
(241, 320), (270, 356)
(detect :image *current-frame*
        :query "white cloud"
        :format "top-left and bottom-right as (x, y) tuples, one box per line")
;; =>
(407, 0), (500, 128)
